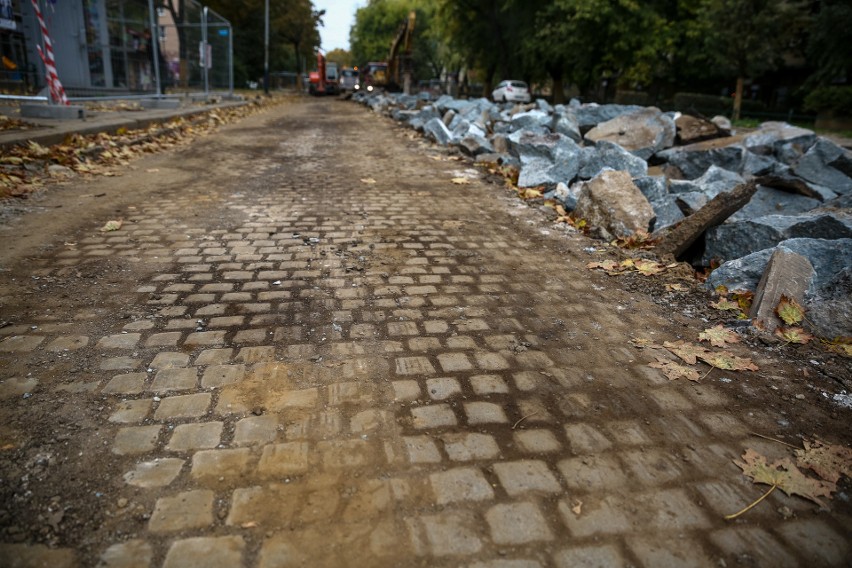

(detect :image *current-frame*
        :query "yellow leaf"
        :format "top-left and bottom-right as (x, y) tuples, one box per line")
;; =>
(711, 298), (740, 311)
(451, 177), (471, 185)
(634, 259), (666, 276)
(360, 178), (377, 184)
(796, 439), (852, 484)
(698, 324), (741, 348)
(100, 219), (123, 232)
(666, 282), (687, 292)
(663, 340), (709, 365)
(776, 295), (805, 325)
(774, 327), (813, 345)
(733, 448), (835, 509)
(698, 351), (759, 371)
(649, 356), (701, 381)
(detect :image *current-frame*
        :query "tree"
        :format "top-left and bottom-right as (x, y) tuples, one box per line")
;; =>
(806, 0), (852, 87)
(694, 0), (806, 120)
(326, 49), (353, 68)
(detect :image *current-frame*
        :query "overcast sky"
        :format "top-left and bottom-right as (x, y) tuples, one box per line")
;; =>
(314, 0), (364, 52)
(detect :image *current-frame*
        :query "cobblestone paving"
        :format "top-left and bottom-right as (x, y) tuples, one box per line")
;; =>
(0, 100), (850, 567)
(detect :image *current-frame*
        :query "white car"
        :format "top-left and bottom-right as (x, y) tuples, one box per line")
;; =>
(492, 80), (531, 103)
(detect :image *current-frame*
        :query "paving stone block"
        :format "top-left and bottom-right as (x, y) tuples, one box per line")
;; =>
(150, 352), (191, 369)
(150, 368), (197, 393)
(430, 467), (495, 504)
(113, 425), (161, 455)
(144, 332), (183, 347)
(419, 511), (483, 556)
(559, 495), (631, 537)
(627, 537), (715, 568)
(166, 422), (223, 451)
(149, 489), (214, 532)
(392, 380), (421, 401)
(469, 374), (509, 395)
(552, 544), (626, 568)
(102, 372), (148, 394)
(258, 442), (309, 476)
(403, 435), (443, 463)
(99, 539), (153, 568)
(486, 502), (554, 545)
(709, 527), (798, 568)
(774, 519), (850, 566)
(97, 333), (140, 350)
(201, 364), (245, 388)
(124, 458), (184, 488)
(442, 433), (501, 461)
(109, 399), (152, 423)
(46, 335), (89, 351)
(411, 404), (458, 429)
(195, 348), (234, 366)
(425, 377), (462, 400)
(154, 393), (212, 420)
(438, 352), (474, 372)
(464, 401), (508, 424)
(493, 460), (562, 496)
(563, 423), (613, 454)
(163, 536), (244, 568)
(395, 356), (436, 375)
(183, 331), (227, 347)
(191, 448), (252, 480)
(513, 429), (562, 453)
(233, 415), (278, 446)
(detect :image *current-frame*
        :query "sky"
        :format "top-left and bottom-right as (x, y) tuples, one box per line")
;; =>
(314, 0), (364, 53)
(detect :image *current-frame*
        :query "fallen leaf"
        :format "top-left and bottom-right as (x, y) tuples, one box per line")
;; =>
(774, 327), (813, 345)
(666, 282), (687, 292)
(649, 357), (701, 381)
(711, 298), (740, 312)
(100, 219), (123, 232)
(518, 188), (543, 199)
(634, 259), (666, 276)
(359, 178), (377, 184)
(715, 284), (729, 295)
(629, 337), (660, 349)
(699, 325), (741, 348)
(663, 340), (709, 365)
(571, 500), (583, 516)
(776, 296), (805, 325)
(586, 260), (623, 273)
(450, 177), (471, 185)
(734, 448), (835, 509)
(240, 521), (258, 528)
(796, 440), (852, 484)
(698, 351), (759, 371)
(731, 290), (754, 313)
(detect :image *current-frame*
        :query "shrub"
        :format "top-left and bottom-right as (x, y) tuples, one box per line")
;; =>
(804, 86), (852, 115)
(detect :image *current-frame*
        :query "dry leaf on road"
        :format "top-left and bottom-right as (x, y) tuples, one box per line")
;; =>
(649, 357), (701, 381)
(450, 177), (471, 185)
(698, 351), (759, 371)
(699, 324), (740, 348)
(711, 297), (740, 312)
(796, 440), (852, 484)
(732, 448), (835, 511)
(663, 340), (708, 365)
(360, 178), (377, 184)
(99, 219), (123, 232)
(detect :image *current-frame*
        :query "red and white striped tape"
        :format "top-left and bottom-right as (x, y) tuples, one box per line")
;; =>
(31, 0), (68, 105)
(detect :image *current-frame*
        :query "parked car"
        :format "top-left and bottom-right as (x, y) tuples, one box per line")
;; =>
(492, 80), (530, 103)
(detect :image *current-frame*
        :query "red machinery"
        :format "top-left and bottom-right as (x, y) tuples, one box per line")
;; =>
(309, 52), (339, 96)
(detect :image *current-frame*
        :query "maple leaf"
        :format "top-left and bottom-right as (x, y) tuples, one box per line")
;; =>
(634, 259), (666, 276)
(731, 290), (754, 313)
(663, 340), (709, 365)
(774, 327), (813, 345)
(649, 357), (701, 381)
(732, 449), (835, 511)
(698, 351), (759, 371)
(711, 298), (740, 311)
(699, 325), (741, 348)
(776, 295), (805, 325)
(824, 338), (852, 357)
(796, 440), (852, 484)
(629, 337), (661, 349)
(586, 260), (623, 273)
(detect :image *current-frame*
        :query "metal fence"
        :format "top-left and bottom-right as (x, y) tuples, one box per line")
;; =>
(0, 0), (231, 103)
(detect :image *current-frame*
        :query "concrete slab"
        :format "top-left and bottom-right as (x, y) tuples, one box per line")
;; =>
(749, 247), (814, 331)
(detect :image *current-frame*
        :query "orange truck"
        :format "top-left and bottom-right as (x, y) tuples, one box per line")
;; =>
(309, 52), (339, 96)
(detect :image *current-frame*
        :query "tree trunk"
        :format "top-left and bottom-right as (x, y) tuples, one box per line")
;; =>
(551, 71), (565, 104)
(293, 41), (302, 91)
(733, 75), (744, 122)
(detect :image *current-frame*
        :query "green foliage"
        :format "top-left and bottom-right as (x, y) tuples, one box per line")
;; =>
(804, 86), (852, 115)
(326, 49), (353, 68)
(807, 0), (852, 87)
(350, 0), (443, 80)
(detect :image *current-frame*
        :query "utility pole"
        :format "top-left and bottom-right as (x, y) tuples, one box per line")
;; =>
(264, 0), (270, 95)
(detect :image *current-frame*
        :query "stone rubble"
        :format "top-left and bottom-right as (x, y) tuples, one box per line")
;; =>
(353, 90), (852, 339)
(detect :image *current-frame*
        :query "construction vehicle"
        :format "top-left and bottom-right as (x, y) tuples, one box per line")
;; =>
(359, 62), (388, 93)
(388, 11), (416, 94)
(308, 51), (339, 96)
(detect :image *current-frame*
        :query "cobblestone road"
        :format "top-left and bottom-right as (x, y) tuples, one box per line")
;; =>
(0, 99), (849, 567)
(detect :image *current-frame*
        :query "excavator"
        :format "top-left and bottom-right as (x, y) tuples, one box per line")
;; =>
(388, 11), (416, 94)
(356, 11), (416, 94)
(308, 51), (339, 96)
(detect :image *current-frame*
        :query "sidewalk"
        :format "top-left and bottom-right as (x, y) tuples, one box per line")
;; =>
(0, 98), (250, 150)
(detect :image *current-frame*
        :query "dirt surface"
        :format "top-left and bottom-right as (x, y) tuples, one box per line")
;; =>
(0, 98), (850, 567)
